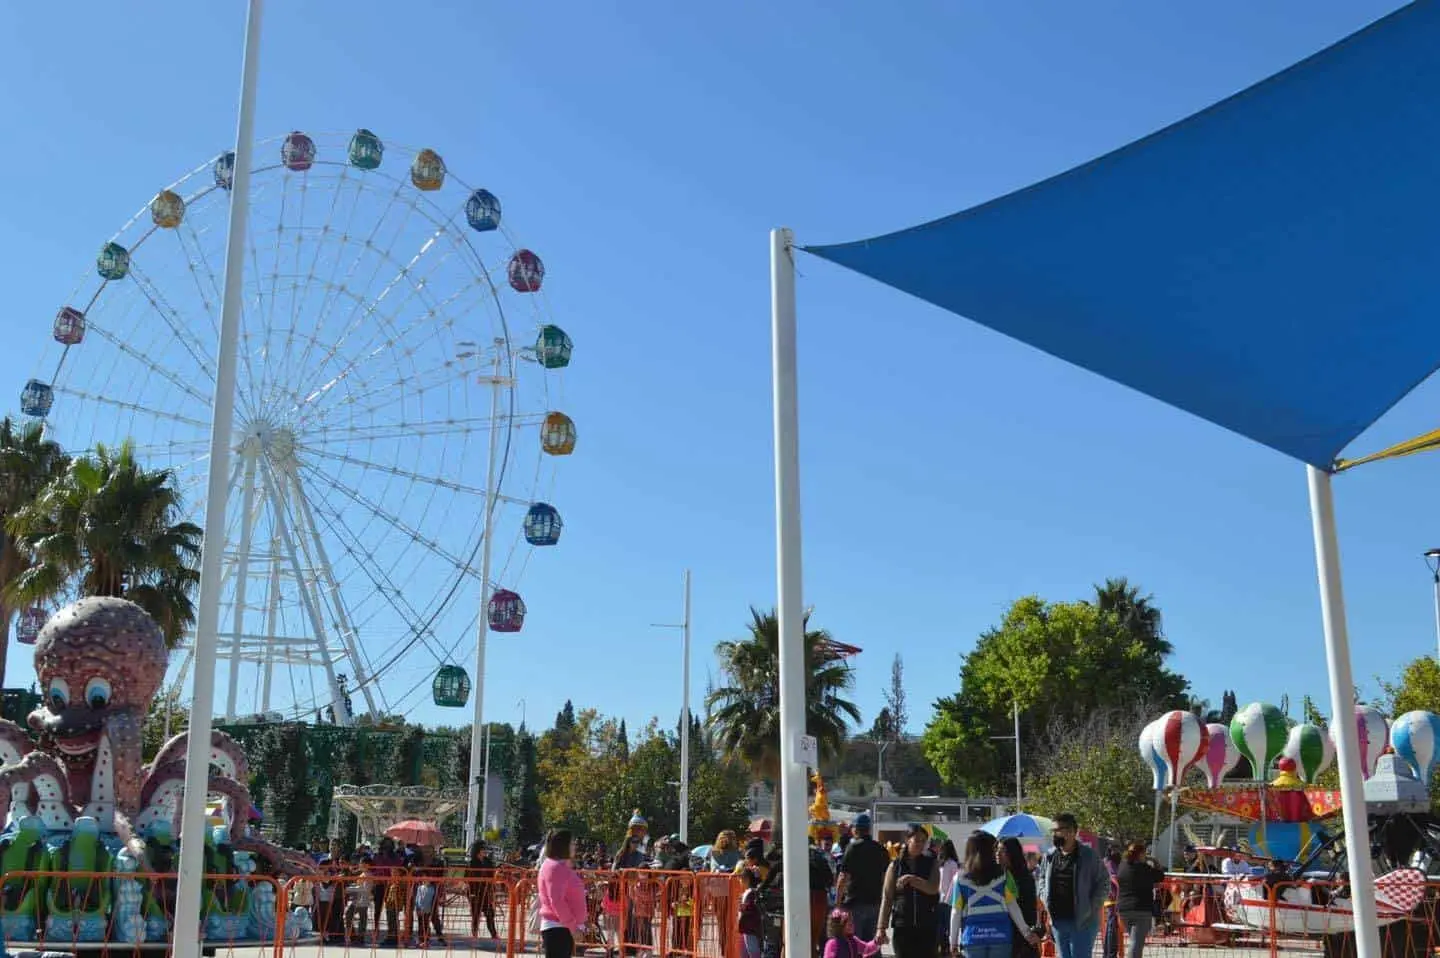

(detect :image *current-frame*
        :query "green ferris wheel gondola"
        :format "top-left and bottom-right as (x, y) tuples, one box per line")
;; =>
(433, 665), (472, 708)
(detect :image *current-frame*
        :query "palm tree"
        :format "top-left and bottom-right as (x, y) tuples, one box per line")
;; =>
(1093, 576), (1172, 656)
(5, 440), (202, 647)
(0, 417), (69, 683)
(706, 608), (861, 796)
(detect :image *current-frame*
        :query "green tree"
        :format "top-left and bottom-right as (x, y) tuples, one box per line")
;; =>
(5, 440), (202, 646)
(508, 726), (544, 846)
(0, 417), (68, 685)
(1027, 732), (1155, 851)
(922, 588), (1189, 793)
(1380, 657), (1440, 716)
(707, 608), (861, 799)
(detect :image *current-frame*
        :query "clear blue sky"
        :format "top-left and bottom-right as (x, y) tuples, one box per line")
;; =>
(1, 1), (1433, 744)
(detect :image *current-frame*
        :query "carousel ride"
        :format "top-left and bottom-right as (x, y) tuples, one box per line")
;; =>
(1140, 704), (1439, 940)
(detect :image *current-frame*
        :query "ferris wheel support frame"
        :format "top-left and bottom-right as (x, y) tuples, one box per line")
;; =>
(466, 340), (508, 849)
(288, 467), (382, 719)
(225, 445), (258, 721)
(260, 459), (352, 725)
(261, 549), (281, 712)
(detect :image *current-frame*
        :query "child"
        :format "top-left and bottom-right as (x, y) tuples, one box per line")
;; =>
(347, 858), (374, 942)
(823, 908), (879, 958)
(738, 869), (765, 958)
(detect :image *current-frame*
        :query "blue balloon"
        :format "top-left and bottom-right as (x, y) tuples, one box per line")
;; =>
(1391, 710), (1440, 781)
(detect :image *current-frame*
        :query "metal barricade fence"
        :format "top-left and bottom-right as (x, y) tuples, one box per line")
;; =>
(0, 869), (285, 958)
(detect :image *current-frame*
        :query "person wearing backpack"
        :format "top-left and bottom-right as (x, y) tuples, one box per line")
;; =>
(946, 832), (1040, 958)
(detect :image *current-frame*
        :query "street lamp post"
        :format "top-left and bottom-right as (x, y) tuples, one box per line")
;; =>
(651, 570), (693, 845)
(1425, 549), (1440, 665)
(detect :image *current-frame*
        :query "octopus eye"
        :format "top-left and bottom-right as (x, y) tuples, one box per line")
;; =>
(84, 677), (111, 710)
(48, 679), (70, 711)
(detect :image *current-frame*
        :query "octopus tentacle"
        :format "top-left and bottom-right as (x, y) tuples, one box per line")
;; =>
(0, 751), (73, 831)
(102, 709), (146, 826)
(0, 719), (34, 767)
(145, 730), (249, 783)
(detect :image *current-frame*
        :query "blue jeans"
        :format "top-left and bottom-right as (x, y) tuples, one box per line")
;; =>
(964, 943), (1012, 958)
(848, 903), (880, 942)
(1051, 919), (1099, 958)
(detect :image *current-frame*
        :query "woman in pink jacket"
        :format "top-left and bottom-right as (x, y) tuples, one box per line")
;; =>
(538, 829), (588, 958)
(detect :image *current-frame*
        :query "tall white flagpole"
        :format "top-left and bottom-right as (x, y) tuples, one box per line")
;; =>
(171, 2), (262, 957)
(771, 227), (811, 958)
(1306, 466), (1381, 958)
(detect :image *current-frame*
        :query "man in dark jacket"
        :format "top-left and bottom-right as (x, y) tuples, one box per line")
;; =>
(1037, 814), (1107, 958)
(835, 813), (888, 941)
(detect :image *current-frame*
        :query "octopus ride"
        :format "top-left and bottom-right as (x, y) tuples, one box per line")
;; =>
(0, 597), (313, 947)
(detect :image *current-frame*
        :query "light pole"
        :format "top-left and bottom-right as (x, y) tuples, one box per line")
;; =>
(651, 569), (693, 844)
(990, 701), (1022, 811)
(517, 698), (527, 730)
(1425, 549), (1440, 664)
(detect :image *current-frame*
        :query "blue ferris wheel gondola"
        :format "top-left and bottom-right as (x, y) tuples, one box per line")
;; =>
(465, 189), (502, 232)
(523, 503), (563, 546)
(20, 380), (53, 418)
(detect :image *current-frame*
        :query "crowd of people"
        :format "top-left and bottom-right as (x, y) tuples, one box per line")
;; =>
(304, 807), (1176, 958)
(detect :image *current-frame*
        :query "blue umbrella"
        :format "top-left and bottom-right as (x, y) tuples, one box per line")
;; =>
(981, 814), (1056, 840)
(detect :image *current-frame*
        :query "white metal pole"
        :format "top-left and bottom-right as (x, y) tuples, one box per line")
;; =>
(1013, 700), (1022, 809)
(1430, 570), (1440, 665)
(770, 227), (810, 958)
(1307, 466), (1381, 958)
(466, 343), (505, 850)
(171, 2), (261, 956)
(481, 722), (492, 834)
(680, 568), (692, 846)
(225, 447), (257, 720)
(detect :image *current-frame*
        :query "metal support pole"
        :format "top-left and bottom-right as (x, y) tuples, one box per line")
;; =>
(680, 568), (692, 846)
(466, 343), (505, 850)
(770, 227), (810, 958)
(1307, 466), (1381, 958)
(172, 2), (262, 955)
(1014, 700), (1022, 809)
(481, 723), (493, 834)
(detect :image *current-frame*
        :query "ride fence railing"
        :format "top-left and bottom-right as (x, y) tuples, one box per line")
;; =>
(0, 869), (748, 958)
(1079, 874), (1440, 958)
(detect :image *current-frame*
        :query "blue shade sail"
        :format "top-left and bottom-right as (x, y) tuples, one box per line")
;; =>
(805, 1), (1440, 470)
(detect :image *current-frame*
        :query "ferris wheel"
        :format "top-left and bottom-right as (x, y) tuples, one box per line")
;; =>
(21, 129), (577, 724)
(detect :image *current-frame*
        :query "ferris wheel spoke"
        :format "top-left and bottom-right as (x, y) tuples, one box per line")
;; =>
(279, 168), (356, 400)
(125, 263), (218, 384)
(81, 316), (214, 411)
(254, 171), (293, 414)
(176, 212), (263, 422)
(298, 415), (509, 445)
(295, 227), (468, 413)
(296, 191), (422, 406)
(53, 385), (211, 431)
(296, 350), (476, 430)
(302, 446), (487, 496)
(297, 476), (457, 665)
(297, 461), (483, 576)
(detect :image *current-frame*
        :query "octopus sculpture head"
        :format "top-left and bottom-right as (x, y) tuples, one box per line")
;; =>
(27, 597), (168, 822)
